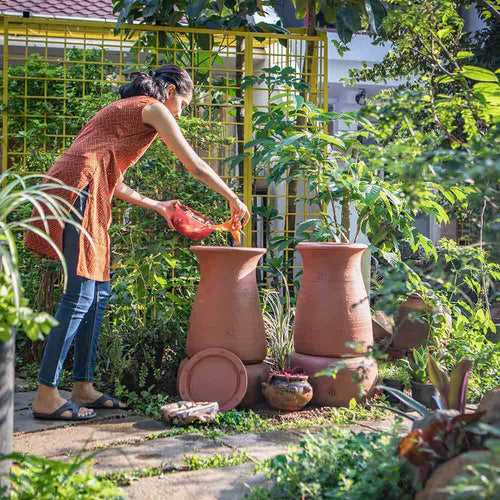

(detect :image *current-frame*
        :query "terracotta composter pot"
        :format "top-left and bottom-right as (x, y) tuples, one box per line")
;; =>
(187, 246), (267, 364)
(238, 362), (270, 408)
(392, 295), (429, 350)
(294, 243), (373, 357)
(290, 352), (377, 407)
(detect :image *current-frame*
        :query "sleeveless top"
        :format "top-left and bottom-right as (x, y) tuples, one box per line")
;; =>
(25, 95), (159, 281)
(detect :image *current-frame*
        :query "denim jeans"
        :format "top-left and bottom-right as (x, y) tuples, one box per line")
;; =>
(38, 188), (111, 387)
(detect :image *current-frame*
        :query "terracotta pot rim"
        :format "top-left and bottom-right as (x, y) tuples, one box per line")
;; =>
(190, 245), (266, 254)
(297, 242), (368, 250)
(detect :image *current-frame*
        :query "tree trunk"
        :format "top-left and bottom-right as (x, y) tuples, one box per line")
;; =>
(0, 331), (15, 490)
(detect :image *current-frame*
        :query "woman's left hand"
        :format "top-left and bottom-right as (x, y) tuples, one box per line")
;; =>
(155, 199), (180, 229)
(228, 197), (250, 228)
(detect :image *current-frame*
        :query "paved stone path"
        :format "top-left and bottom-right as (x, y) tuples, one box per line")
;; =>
(14, 389), (410, 499)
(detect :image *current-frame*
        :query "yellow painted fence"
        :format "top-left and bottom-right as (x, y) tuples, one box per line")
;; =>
(0, 15), (327, 260)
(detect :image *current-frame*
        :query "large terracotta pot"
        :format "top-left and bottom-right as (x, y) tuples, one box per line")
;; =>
(290, 352), (377, 407)
(187, 246), (267, 364)
(294, 243), (373, 357)
(238, 362), (270, 408)
(392, 295), (429, 350)
(415, 451), (492, 500)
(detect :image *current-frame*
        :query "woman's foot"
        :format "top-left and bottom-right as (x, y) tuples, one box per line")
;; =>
(71, 382), (128, 409)
(32, 384), (95, 418)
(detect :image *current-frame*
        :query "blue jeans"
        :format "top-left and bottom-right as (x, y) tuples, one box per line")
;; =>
(38, 188), (111, 388)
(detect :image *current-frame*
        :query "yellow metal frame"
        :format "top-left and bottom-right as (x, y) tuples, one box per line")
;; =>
(0, 15), (328, 251)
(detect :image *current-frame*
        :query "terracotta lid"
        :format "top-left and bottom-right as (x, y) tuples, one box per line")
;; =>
(178, 348), (248, 411)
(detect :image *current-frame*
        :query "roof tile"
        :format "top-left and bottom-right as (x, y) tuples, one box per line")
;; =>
(0, 0), (116, 19)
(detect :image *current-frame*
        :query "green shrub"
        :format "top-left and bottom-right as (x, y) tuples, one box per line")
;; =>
(0, 453), (123, 500)
(249, 429), (417, 500)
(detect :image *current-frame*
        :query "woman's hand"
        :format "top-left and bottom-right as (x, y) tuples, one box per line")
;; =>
(155, 199), (180, 229)
(228, 197), (250, 228)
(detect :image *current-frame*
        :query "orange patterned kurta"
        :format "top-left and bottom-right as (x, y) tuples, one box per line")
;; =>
(25, 95), (159, 281)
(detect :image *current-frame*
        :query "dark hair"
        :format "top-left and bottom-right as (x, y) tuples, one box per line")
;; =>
(119, 64), (193, 102)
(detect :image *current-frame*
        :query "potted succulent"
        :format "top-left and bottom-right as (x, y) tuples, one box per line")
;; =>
(260, 277), (313, 412)
(404, 346), (438, 409)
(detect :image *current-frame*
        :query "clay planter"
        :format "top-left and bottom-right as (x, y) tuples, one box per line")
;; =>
(178, 348), (248, 411)
(392, 295), (429, 350)
(239, 362), (270, 409)
(187, 246), (267, 364)
(416, 451), (492, 500)
(290, 352), (377, 407)
(261, 371), (313, 412)
(294, 243), (373, 357)
(411, 381), (438, 410)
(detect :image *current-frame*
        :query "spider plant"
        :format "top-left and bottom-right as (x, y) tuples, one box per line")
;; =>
(262, 273), (295, 372)
(0, 170), (92, 486)
(0, 171), (91, 320)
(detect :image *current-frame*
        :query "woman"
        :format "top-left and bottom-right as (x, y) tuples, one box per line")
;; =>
(26, 64), (250, 421)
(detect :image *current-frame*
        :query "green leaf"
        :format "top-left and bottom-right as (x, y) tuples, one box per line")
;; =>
(153, 274), (167, 287)
(427, 354), (450, 406)
(317, 133), (345, 149)
(448, 359), (472, 412)
(462, 66), (499, 82)
(336, 6), (362, 43)
(282, 133), (305, 146)
(456, 51), (474, 59)
(376, 385), (429, 416)
(437, 27), (452, 39)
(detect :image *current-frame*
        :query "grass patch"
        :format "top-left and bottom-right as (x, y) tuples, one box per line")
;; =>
(102, 466), (168, 487)
(183, 451), (251, 471)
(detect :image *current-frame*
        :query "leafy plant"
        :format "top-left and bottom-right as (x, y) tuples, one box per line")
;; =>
(405, 346), (429, 384)
(248, 428), (417, 499)
(427, 355), (472, 414)
(379, 355), (473, 414)
(261, 273), (295, 372)
(0, 453), (123, 499)
(397, 413), (493, 484)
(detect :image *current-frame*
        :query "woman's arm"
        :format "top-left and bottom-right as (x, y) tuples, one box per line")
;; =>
(114, 182), (178, 229)
(142, 102), (250, 225)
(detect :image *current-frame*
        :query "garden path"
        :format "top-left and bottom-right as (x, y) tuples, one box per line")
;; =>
(13, 386), (410, 499)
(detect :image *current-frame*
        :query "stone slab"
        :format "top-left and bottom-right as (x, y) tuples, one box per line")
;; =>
(14, 390), (130, 433)
(14, 417), (164, 458)
(125, 464), (267, 500)
(221, 430), (302, 461)
(90, 434), (230, 474)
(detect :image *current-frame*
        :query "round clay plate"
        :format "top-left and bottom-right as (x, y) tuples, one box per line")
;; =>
(178, 348), (248, 411)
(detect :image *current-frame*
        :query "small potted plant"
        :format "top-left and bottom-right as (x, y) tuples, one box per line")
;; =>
(405, 346), (438, 409)
(260, 277), (313, 412)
